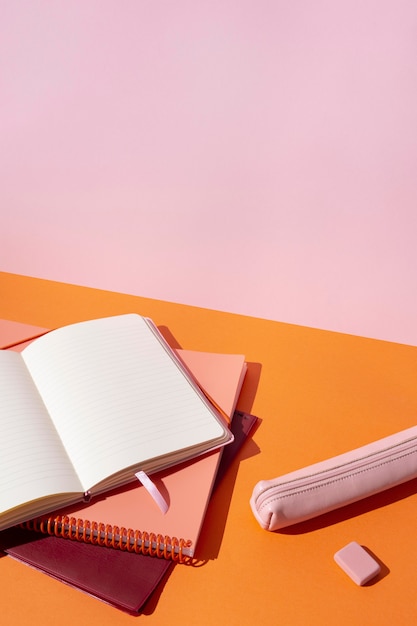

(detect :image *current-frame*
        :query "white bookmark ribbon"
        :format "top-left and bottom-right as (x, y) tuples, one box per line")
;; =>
(135, 470), (169, 514)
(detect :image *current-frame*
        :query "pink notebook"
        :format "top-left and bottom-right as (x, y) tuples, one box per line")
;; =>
(0, 319), (49, 348)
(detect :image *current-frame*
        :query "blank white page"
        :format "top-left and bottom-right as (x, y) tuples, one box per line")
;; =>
(20, 314), (226, 491)
(0, 351), (82, 514)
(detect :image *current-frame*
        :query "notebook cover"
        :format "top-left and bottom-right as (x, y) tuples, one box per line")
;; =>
(0, 525), (172, 614)
(0, 319), (49, 349)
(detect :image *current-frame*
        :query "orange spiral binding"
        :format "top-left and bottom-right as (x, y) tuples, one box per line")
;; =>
(21, 516), (193, 563)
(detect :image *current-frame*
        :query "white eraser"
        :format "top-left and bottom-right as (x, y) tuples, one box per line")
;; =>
(334, 541), (381, 585)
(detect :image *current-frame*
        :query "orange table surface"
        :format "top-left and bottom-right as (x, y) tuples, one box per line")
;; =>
(2, 271), (417, 625)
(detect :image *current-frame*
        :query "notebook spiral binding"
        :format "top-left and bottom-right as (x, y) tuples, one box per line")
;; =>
(21, 515), (192, 563)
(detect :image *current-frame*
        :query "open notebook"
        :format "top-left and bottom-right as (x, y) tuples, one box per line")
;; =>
(0, 319), (254, 612)
(0, 314), (233, 531)
(21, 350), (247, 560)
(2, 320), (246, 559)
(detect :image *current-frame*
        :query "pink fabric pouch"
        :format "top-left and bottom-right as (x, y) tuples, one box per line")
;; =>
(250, 425), (417, 531)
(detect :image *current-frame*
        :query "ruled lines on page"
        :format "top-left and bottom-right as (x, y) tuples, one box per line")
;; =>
(0, 351), (83, 516)
(20, 315), (225, 490)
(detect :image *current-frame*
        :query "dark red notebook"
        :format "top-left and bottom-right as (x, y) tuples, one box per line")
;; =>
(0, 410), (257, 614)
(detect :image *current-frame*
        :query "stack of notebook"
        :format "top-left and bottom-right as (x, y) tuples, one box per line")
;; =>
(0, 318), (257, 613)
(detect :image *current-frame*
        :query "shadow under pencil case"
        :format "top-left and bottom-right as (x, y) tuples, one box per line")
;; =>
(250, 425), (417, 531)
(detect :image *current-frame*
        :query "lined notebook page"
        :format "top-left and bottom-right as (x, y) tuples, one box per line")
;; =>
(20, 315), (226, 491)
(0, 351), (82, 514)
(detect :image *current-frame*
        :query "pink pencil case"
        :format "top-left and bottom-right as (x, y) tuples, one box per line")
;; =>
(250, 425), (417, 531)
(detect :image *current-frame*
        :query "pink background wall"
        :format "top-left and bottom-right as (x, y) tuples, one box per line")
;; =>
(1, 1), (417, 345)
